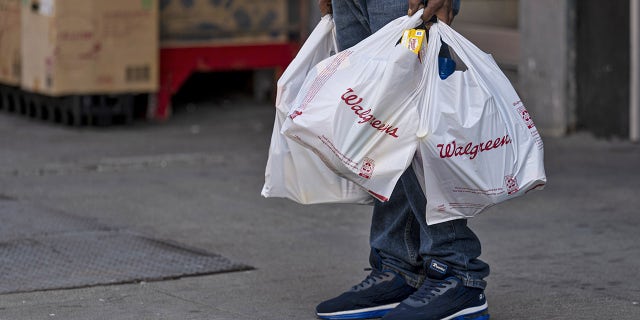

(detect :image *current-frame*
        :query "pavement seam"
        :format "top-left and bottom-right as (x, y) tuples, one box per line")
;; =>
(0, 153), (227, 178)
(144, 285), (250, 319)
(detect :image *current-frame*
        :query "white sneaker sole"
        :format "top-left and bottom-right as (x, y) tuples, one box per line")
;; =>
(316, 302), (400, 319)
(442, 301), (489, 320)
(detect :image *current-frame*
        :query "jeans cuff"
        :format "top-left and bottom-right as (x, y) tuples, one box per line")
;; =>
(379, 262), (423, 289)
(457, 275), (487, 289)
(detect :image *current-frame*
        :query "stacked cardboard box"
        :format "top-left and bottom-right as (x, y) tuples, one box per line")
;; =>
(160, 0), (288, 47)
(0, 0), (21, 86)
(21, 0), (158, 96)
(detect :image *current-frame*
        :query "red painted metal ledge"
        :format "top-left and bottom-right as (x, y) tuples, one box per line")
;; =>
(153, 42), (299, 120)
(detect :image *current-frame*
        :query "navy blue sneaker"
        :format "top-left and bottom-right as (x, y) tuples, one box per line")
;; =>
(316, 269), (416, 320)
(382, 260), (489, 320)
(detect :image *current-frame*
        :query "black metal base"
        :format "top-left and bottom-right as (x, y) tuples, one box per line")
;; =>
(0, 84), (147, 127)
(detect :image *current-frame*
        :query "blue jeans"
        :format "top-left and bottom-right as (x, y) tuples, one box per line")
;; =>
(332, 0), (489, 289)
(333, 0), (408, 51)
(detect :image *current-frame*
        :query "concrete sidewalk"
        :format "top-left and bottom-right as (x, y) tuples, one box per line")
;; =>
(0, 98), (639, 319)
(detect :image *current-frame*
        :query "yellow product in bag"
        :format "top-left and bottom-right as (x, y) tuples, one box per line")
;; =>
(401, 28), (426, 54)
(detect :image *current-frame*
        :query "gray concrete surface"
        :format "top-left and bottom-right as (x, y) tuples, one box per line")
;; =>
(520, 0), (576, 137)
(0, 97), (639, 320)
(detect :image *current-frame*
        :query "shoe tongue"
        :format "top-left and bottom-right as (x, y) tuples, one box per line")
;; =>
(426, 259), (450, 280)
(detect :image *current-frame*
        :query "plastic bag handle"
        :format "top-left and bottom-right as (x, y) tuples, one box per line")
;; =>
(415, 21), (445, 137)
(416, 21), (505, 135)
(329, 15), (339, 52)
(425, 21), (528, 156)
(430, 21), (501, 87)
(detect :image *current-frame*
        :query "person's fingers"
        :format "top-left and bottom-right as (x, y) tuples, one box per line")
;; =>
(421, 0), (454, 24)
(428, 7), (452, 24)
(438, 5), (453, 24)
(421, 7), (435, 22)
(407, 0), (424, 16)
(318, 0), (332, 16)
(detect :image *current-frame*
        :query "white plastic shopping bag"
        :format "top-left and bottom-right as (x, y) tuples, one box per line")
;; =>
(413, 22), (547, 225)
(261, 15), (373, 204)
(273, 15), (337, 115)
(281, 12), (426, 202)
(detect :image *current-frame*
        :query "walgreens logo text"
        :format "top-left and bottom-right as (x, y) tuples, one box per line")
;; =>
(437, 135), (511, 160)
(341, 88), (399, 138)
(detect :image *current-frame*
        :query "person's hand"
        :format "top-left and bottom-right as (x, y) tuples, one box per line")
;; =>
(318, 0), (332, 16)
(408, 0), (455, 25)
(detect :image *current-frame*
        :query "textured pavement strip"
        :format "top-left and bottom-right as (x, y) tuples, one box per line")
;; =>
(0, 199), (253, 295)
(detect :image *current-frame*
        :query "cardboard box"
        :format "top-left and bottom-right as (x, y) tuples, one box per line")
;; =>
(21, 0), (158, 96)
(160, 0), (288, 47)
(0, 0), (21, 86)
